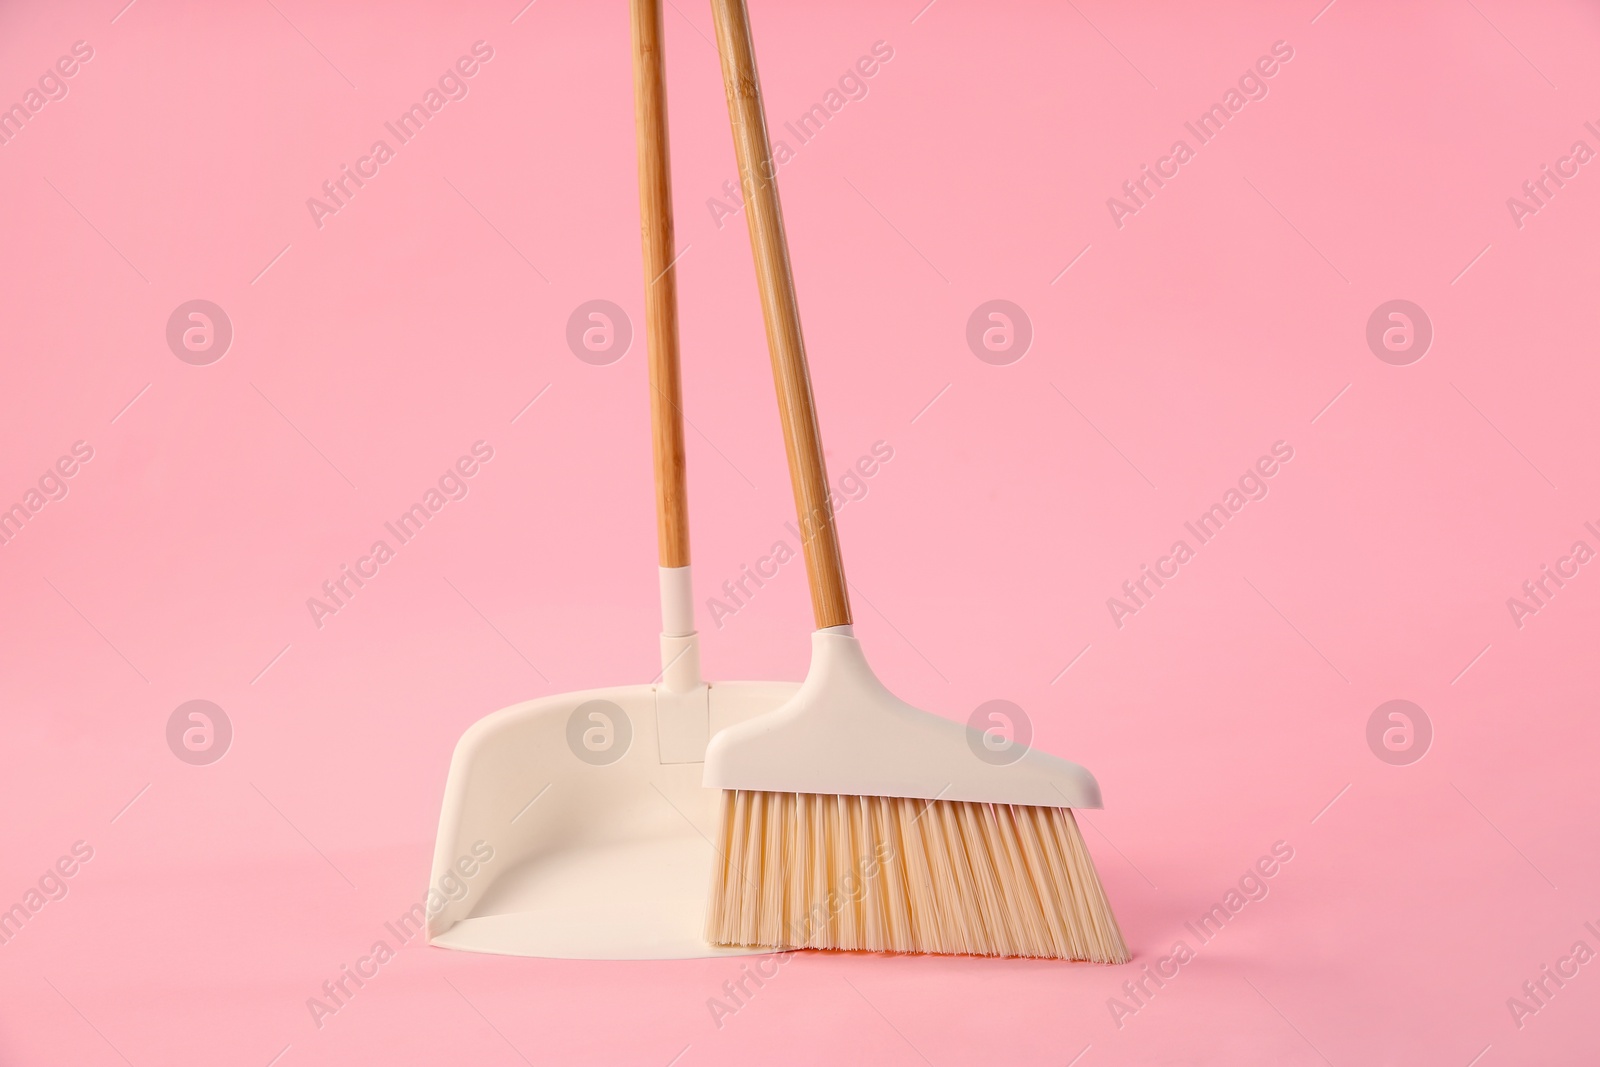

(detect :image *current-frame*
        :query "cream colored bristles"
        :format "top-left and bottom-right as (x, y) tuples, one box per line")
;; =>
(706, 790), (1129, 962)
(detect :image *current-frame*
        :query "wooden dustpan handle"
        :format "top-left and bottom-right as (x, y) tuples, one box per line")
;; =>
(709, 0), (852, 629)
(631, 0), (692, 568)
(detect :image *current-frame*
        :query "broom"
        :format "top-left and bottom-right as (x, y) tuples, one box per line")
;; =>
(703, 0), (1129, 962)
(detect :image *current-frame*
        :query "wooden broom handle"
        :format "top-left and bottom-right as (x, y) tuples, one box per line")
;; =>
(632, 0), (691, 567)
(709, 0), (852, 628)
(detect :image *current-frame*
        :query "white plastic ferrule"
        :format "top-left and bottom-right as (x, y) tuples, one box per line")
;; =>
(658, 566), (702, 694)
(659, 566), (695, 637)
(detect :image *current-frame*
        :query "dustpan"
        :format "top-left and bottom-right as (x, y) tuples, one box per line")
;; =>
(426, 0), (795, 960)
(427, 681), (794, 959)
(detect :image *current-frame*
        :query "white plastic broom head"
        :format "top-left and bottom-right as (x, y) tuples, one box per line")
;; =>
(703, 628), (1103, 809)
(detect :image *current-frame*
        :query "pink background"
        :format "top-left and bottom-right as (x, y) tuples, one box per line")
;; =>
(2, 0), (1598, 1063)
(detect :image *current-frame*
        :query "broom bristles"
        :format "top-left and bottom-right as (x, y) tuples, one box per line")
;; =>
(706, 789), (1130, 962)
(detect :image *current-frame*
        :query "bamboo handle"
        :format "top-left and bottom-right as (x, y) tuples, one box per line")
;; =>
(632, 0), (691, 567)
(709, 0), (851, 629)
